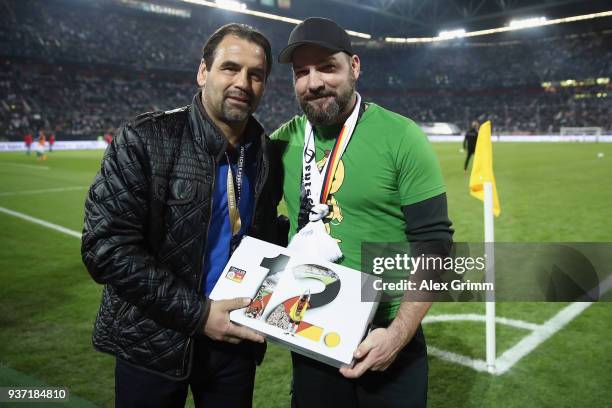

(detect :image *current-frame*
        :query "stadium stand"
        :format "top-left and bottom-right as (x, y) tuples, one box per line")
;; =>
(1, 0), (610, 140)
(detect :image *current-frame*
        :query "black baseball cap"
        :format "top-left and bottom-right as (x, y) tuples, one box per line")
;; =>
(278, 17), (354, 64)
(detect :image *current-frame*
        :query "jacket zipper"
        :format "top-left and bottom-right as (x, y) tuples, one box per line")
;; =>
(250, 133), (268, 227)
(182, 150), (217, 379)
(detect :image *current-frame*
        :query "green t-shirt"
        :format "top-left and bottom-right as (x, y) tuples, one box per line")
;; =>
(270, 103), (446, 323)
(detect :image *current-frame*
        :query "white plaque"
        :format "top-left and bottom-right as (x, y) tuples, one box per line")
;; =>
(209, 236), (380, 367)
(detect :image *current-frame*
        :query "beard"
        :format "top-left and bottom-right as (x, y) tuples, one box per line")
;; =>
(220, 90), (254, 124)
(298, 73), (356, 126)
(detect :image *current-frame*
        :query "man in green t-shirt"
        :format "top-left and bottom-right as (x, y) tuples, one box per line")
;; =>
(270, 17), (453, 408)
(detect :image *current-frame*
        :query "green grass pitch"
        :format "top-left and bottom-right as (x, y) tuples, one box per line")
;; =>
(1, 143), (611, 407)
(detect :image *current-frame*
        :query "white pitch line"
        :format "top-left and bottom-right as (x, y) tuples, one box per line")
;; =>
(425, 271), (612, 374)
(424, 313), (541, 331)
(494, 302), (593, 374)
(0, 206), (82, 238)
(0, 186), (88, 197)
(0, 162), (49, 170)
(427, 346), (489, 373)
(599, 273), (612, 296)
(584, 272), (612, 301)
(493, 275), (612, 374)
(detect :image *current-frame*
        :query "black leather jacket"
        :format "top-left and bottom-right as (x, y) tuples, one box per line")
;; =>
(81, 93), (284, 380)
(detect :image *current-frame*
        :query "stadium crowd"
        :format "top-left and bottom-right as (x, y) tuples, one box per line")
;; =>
(1, 0), (610, 140)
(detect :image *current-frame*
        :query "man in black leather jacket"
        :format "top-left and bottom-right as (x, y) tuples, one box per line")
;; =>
(81, 23), (284, 407)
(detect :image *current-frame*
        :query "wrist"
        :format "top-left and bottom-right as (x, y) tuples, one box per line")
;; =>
(386, 323), (411, 351)
(194, 298), (211, 336)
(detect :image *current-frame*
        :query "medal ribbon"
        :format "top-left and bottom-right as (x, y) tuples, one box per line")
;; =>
(226, 146), (246, 236)
(302, 93), (362, 209)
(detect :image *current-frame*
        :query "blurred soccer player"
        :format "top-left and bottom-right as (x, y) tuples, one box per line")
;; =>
(271, 17), (453, 408)
(463, 120), (480, 173)
(82, 24), (285, 408)
(48, 133), (55, 152)
(35, 134), (47, 161)
(24, 133), (33, 155)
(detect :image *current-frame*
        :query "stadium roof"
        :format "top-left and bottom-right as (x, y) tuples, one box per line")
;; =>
(290, 0), (612, 37)
(176, 0), (612, 38)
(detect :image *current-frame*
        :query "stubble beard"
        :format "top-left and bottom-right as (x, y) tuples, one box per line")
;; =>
(221, 95), (253, 124)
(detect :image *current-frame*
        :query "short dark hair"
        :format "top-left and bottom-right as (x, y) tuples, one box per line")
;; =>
(201, 23), (272, 81)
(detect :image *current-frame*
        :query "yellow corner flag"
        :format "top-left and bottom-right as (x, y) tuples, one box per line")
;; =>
(469, 121), (501, 216)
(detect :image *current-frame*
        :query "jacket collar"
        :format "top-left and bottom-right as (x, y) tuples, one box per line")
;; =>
(189, 91), (266, 162)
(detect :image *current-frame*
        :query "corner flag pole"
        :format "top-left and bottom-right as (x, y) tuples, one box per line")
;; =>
(484, 182), (496, 374)
(469, 120), (500, 374)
